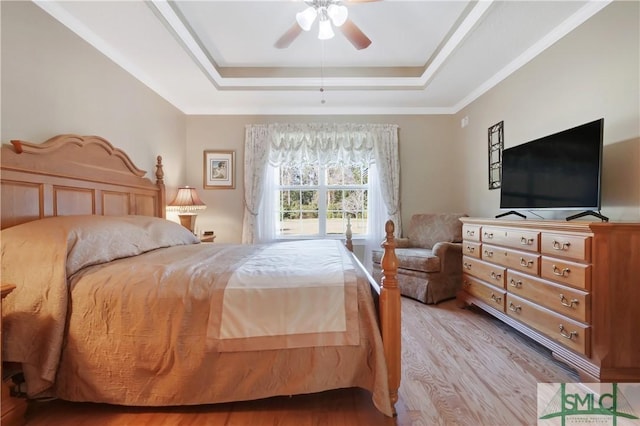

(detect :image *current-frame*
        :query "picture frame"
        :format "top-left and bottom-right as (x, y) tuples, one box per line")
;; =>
(488, 121), (504, 190)
(203, 150), (235, 189)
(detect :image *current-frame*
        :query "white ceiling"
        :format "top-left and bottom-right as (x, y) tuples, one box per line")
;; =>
(34, 0), (612, 115)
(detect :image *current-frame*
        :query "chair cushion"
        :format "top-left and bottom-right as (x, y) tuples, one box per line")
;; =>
(407, 213), (466, 249)
(372, 247), (440, 273)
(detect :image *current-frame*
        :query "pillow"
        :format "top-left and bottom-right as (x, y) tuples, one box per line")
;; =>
(2, 215), (199, 277)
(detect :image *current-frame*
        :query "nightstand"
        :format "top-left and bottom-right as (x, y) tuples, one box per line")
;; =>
(1, 284), (26, 426)
(200, 233), (216, 243)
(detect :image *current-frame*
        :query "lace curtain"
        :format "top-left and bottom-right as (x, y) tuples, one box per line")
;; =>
(242, 123), (401, 262)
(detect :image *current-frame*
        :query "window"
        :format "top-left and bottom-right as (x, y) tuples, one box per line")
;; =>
(277, 163), (369, 238)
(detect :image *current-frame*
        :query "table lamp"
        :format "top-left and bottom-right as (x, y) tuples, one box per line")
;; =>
(167, 186), (206, 233)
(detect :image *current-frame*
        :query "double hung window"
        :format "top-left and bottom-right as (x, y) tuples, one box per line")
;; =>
(276, 163), (369, 238)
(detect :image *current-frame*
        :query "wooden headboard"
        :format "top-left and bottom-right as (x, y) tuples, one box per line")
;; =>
(0, 134), (166, 229)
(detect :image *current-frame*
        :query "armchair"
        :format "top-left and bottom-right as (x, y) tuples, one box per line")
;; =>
(372, 213), (467, 304)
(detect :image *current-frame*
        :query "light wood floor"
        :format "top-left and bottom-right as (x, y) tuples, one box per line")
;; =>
(21, 298), (579, 425)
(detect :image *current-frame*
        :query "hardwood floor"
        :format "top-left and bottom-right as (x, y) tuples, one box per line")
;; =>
(21, 298), (578, 425)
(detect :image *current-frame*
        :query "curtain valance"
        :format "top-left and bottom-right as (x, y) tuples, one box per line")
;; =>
(249, 123), (397, 166)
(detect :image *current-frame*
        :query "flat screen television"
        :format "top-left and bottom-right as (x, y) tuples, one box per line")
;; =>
(499, 118), (604, 220)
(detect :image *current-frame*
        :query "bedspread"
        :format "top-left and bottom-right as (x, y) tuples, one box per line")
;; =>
(1, 216), (392, 416)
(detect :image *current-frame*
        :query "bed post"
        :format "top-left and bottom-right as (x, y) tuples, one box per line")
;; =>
(345, 216), (354, 252)
(380, 220), (400, 414)
(155, 155), (166, 218)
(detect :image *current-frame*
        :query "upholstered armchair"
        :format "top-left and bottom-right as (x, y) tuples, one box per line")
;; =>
(372, 213), (467, 304)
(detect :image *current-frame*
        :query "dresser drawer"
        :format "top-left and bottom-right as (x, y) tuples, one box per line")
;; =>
(541, 232), (592, 262)
(462, 274), (506, 311)
(541, 257), (591, 290)
(463, 256), (506, 289)
(481, 226), (540, 252)
(506, 270), (589, 322)
(506, 294), (590, 356)
(463, 241), (481, 258)
(463, 224), (481, 242)
(482, 244), (540, 275)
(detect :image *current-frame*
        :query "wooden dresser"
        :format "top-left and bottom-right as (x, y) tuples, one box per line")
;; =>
(458, 217), (640, 382)
(2, 284), (26, 426)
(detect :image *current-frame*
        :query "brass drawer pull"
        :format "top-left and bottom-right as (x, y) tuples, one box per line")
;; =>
(484, 232), (493, 239)
(552, 240), (571, 251)
(490, 293), (502, 303)
(508, 302), (521, 312)
(519, 257), (534, 268)
(520, 237), (534, 245)
(484, 249), (494, 257)
(466, 230), (475, 237)
(509, 279), (522, 288)
(466, 245), (475, 253)
(552, 265), (571, 277)
(489, 271), (502, 280)
(559, 324), (578, 340)
(463, 262), (472, 270)
(463, 280), (471, 288)
(559, 294), (579, 308)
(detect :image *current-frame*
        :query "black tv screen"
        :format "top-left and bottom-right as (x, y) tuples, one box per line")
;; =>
(500, 118), (603, 210)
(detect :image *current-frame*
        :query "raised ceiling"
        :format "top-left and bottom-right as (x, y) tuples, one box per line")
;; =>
(35, 0), (611, 115)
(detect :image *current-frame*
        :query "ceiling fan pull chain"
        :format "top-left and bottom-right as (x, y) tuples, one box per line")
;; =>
(320, 41), (326, 104)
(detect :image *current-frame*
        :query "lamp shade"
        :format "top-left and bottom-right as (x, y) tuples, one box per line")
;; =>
(327, 4), (348, 27)
(318, 18), (335, 40)
(296, 6), (317, 31)
(168, 186), (206, 212)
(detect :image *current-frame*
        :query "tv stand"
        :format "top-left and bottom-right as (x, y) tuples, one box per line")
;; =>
(566, 210), (609, 222)
(495, 210), (526, 219)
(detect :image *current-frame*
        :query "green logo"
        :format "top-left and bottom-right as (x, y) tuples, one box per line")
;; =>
(539, 383), (639, 426)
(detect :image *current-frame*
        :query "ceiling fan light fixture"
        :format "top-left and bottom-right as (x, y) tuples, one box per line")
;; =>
(318, 18), (335, 40)
(296, 6), (317, 31)
(327, 4), (348, 27)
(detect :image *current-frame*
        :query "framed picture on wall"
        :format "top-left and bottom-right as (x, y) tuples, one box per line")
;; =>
(203, 150), (235, 189)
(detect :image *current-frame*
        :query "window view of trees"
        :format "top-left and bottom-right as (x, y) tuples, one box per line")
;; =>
(278, 163), (369, 237)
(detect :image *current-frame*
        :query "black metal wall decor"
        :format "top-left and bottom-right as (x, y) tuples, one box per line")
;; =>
(488, 121), (504, 190)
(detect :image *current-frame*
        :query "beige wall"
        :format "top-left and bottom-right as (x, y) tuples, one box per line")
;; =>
(0, 1), (186, 190)
(186, 115), (460, 243)
(455, 0), (640, 221)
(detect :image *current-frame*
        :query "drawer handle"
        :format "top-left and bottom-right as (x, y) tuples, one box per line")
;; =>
(484, 232), (494, 239)
(463, 262), (472, 270)
(519, 257), (534, 268)
(552, 265), (571, 277)
(508, 302), (521, 312)
(466, 230), (475, 237)
(484, 249), (494, 257)
(490, 271), (502, 281)
(509, 279), (522, 288)
(552, 240), (571, 251)
(463, 280), (471, 288)
(559, 324), (578, 340)
(491, 293), (502, 303)
(466, 246), (475, 253)
(559, 294), (579, 308)
(520, 237), (534, 245)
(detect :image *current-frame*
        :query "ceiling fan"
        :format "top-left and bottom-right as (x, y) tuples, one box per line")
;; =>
(275, 0), (379, 50)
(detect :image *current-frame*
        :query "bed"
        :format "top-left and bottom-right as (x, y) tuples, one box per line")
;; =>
(0, 134), (401, 417)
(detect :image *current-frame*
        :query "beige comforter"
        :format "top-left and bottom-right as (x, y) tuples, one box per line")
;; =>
(1, 216), (392, 416)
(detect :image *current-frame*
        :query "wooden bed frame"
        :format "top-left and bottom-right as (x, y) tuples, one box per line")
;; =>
(0, 134), (401, 413)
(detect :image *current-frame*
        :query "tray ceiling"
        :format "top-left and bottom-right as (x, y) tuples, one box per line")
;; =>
(35, 0), (611, 114)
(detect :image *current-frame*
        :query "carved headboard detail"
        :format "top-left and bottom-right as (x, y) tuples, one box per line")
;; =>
(0, 134), (166, 229)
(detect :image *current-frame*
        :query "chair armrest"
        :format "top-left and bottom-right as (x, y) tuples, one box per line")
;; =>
(432, 242), (463, 269)
(396, 237), (411, 248)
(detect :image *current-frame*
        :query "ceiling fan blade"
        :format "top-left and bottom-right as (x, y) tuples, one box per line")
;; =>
(274, 22), (303, 49)
(340, 19), (371, 50)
